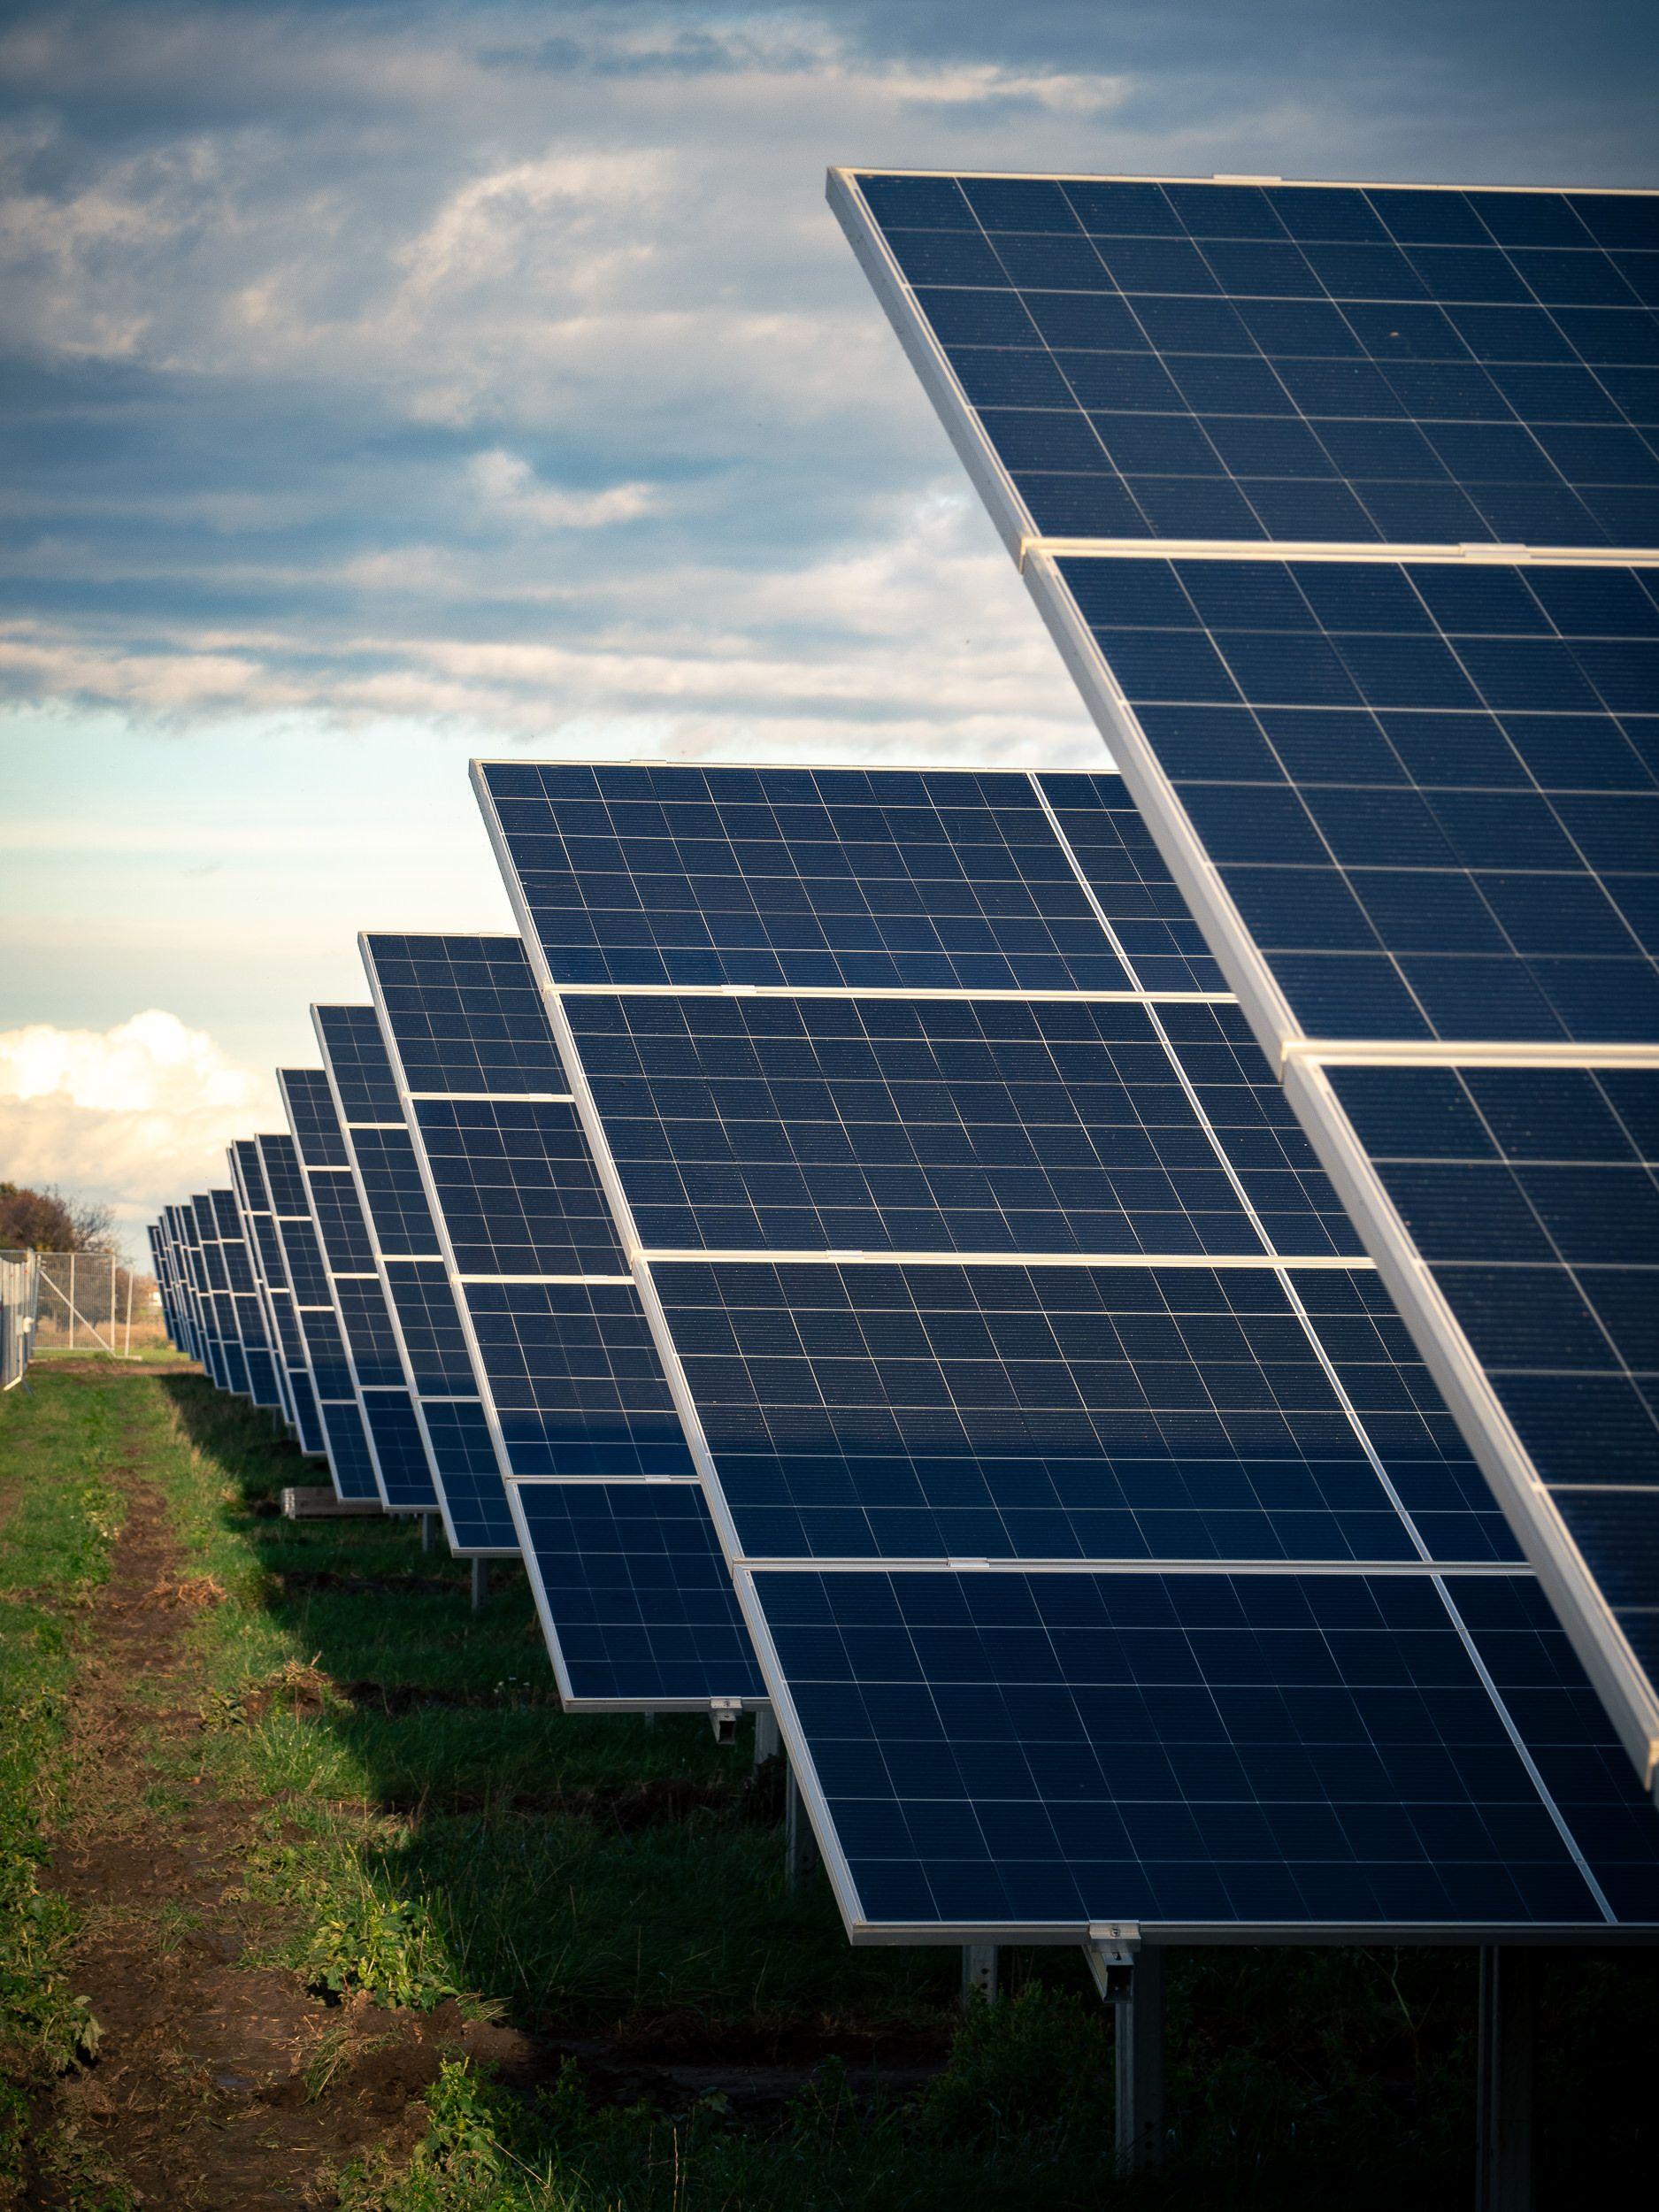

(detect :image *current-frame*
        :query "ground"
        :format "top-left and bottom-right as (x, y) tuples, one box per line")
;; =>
(2, 1360), (1655, 2208)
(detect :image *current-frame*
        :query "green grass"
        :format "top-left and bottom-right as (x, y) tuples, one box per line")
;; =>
(6, 1365), (1659, 2209)
(0, 1371), (130, 2167)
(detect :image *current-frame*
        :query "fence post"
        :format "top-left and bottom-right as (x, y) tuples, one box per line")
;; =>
(124, 1265), (134, 1359)
(67, 1252), (75, 1351)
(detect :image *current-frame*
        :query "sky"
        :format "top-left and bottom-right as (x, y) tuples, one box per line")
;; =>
(3, 0), (1657, 1259)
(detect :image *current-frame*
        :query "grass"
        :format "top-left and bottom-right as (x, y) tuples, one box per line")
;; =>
(0, 1370), (129, 2166)
(4, 1360), (1659, 2208)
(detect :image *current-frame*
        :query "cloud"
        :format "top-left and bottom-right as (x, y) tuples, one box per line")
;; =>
(0, 1011), (278, 1253)
(467, 449), (661, 531)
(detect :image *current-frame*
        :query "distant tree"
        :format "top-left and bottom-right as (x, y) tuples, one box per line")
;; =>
(0, 1182), (117, 1254)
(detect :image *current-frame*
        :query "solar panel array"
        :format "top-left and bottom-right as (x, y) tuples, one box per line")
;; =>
(135, 164), (1658, 1985)
(476, 756), (1659, 1937)
(833, 166), (1659, 1807)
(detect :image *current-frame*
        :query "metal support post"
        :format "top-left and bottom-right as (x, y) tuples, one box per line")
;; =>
(784, 1758), (819, 1893)
(420, 1511), (435, 1554)
(962, 1945), (1000, 2006)
(471, 1558), (490, 1613)
(641, 1710), (657, 1730)
(1086, 1929), (1164, 2173)
(753, 1707), (780, 1766)
(1114, 1947), (1165, 2171)
(1477, 1947), (1535, 2212)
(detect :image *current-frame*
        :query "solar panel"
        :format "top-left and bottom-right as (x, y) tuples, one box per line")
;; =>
(832, 172), (1659, 556)
(185, 1194), (235, 1392)
(148, 1225), (180, 1352)
(228, 1138), (300, 1434)
(312, 1005), (451, 1520)
(280, 1061), (434, 1512)
(359, 932), (691, 1522)
(835, 166), (1659, 1809)
(257, 1127), (375, 1497)
(477, 757), (1659, 1937)
(508, 1478), (766, 1709)
(214, 1174), (284, 1412)
(361, 930), (763, 1709)
(160, 1206), (198, 1363)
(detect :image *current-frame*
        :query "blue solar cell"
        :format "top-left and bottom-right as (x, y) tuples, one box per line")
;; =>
(410, 1097), (625, 1276)
(315, 1004), (403, 1124)
(511, 1479), (764, 1707)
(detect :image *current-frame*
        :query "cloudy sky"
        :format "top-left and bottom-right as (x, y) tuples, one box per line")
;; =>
(3, 0), (1656, 1256)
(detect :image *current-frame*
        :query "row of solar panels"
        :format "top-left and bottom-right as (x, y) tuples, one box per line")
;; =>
(145, 167), (1658, 1962)
(146, 749), (1659, 1948)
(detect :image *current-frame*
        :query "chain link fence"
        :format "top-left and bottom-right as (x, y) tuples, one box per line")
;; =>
(30, 1252), (166, 1358)
(1, 1249), (42, 1390)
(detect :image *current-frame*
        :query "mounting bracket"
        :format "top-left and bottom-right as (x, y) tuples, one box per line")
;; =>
(709, 1697), (742, 1747)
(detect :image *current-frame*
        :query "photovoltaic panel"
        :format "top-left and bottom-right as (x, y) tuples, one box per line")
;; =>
(753, 1564), (1658, 1935)
(280, 1059), (434, 1512)
(148, 1225), (180, 1352)
(161, 1206), (199, 1363)
(312, 1003), (456, 1527)
(215, 1173), (283, 1411)
(478, 757), (1659, 1937)
(1045, 554), (1659, 1047)
(362, 932), (752, 1707)
(257, 1128), (375, 1496)
(508, 1479), (766, 1709)
(833, 171), (1659, 555)
(834, 167), (1659, 1804)
(565, 990), (1361, 1259)
(1325, 1061), (1659, 1681)
(187, 1194), (235, 1392)
(361, 933), (691, 1496)
(229, 1137), (300, 1434)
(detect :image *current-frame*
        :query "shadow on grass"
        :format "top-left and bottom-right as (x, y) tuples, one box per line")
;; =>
(155, 1370), (1659, 2207)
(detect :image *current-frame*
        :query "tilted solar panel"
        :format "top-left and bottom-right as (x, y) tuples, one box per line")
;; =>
(228, 1137), (300, 1434)
(477, 757), (1659, 1939)
(833, 172), (1659, 556)
(214, 1173), (283, 1412)
(280, 1060), (434, 1512)
(312, 1006), (487, 1536)
(312, 1005), (448, 1519)
(361, 931), (763, 1706)
(258, 1125), (375, 1497)
(509, 1479), (766, 1710)
(834, 167), (1659, 1809)
(186, 1194), (234, 1392)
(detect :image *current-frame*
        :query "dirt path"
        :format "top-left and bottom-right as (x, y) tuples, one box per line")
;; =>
(34, 1440), (500, 2209)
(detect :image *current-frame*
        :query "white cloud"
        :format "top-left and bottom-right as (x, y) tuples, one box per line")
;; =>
(467, 449), (661, 531)
(0, 1011), (277, 1251)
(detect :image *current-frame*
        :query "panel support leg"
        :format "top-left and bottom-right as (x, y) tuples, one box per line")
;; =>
(784, 1758), (819, 1893)
(962, 1944), (999, 2006)
(471, 1557), (489, 1613)
(641, 1710), (657, 1731)
(753, 1707), (780, 1766)
(1087, 1938), (1165, 2174)
(1477, 1947), (1534, 2212)
(419, 1511), (435, 1554)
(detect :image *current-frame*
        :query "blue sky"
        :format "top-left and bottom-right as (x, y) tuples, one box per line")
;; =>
(3, 0), (1656, 1252)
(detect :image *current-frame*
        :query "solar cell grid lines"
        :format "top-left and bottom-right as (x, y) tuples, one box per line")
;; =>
(833, 165), (1659, 1806)
(478, 756), (1659, 1937)
(835, 171), (1659, 555)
